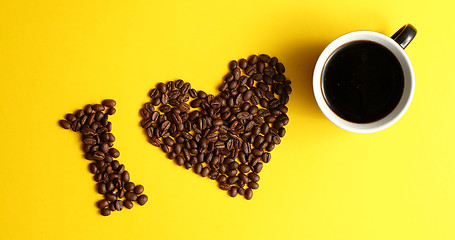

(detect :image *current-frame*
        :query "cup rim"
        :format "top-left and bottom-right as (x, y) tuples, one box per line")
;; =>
(313, 30), (415, 133)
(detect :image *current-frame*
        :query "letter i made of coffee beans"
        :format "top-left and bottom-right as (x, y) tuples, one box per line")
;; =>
(59, 99), (148, 216)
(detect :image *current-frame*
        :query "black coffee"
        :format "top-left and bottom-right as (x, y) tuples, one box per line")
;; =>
(322, 41), (404, 123)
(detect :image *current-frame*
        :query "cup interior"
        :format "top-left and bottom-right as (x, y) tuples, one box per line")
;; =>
(313, 31), (415, 133)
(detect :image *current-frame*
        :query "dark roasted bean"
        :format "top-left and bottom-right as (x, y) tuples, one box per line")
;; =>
(100, 208), (111, 216)
(137, 195), (148, 205)
(248, 181), (259, 189)
(59, 120), (71, 129)
(244, 188), (253, 200)
(102, 99), (116, 108)
(248, 172), (260, 182)
(123, 200), (134, 209)
(109, 148), (120, 158)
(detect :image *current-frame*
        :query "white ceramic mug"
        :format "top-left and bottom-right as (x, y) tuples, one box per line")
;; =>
(313, 24), (417, 133)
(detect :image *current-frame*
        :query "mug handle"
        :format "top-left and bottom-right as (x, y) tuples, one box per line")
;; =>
(391, 24), (417, 49)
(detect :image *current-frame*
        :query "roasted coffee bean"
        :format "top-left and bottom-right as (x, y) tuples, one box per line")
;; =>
(237, 187), (245, 196)
(233, 68), (241, 81)
(259, 54), (271, 63)
(93, 104), (105, 112)
(217, 175), (227, 183)
(125, 192), (138, 201)
(248, 55), (259, 65)
(114, 200), (123, 211)
(248, 181), (259, 189)
(253, 162), (263, 173)
(194, 163), (203, 174)
(227, 176), (239, 185)
(109, 202), (116, 211)
(97, 182), (107, 194)
(100, 208), (111, 216)
(123, 200), (134, 209)
(244, 65), (256, 76)
(105, 193), (117, 202)
(276, 62), (285, 73)
(175, 155), (184, 166)
(149, 137), (161, 147)
(59, 120), (71, 129)
(137, 195), (148, 205)
(248, 172), (260, 182)
(238, 164), (251, 173)
(101, 99), (116, 108)
(75, 109), (85, 118)
(219, 182), (231, 191)
(98, 199), (109, 209)
(201, 167), (210, 177)
(124, 182), (135, 192)
(238, 58), (248, 69)
(134, 185), (144, 195)
(109, 148), (120, 158)
(157, 82), (167, 93)
(89, 163), (98, 174)
(121, 171), (130, 182)
(228, 186), (238, 197)
(244, 188), (253, 200)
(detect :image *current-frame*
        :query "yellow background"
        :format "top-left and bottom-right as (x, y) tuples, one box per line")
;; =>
(1, 0), (454, 239)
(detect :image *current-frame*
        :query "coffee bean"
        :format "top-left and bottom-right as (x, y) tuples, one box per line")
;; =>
(244, 65), (256, 76)
(157, 82), (167, 94)
(99, 142), (109, 154)
(121, 171), (130, 182)
(233, 68), (241, 81)
(248, 55), (259, 65)
(149, 137), (161, 147)
(238, 58), (248, 69)
(123, 200), (134, 209)
(228, 186), (238, 197)
(248, 181), (259, 189)
(65, 113), (77, 122)
(124, 182), (135, 192)
(115, 200), (123, 211)
(238, 164), (251, 173)
(100, 208), (111, 216)
(59, 120), (71, 129)
(219, 182), (231, 191)
(89, 163), (98, 174)
(134, 185), (144, 194)
(201, 167), (210, 177)
(101, 99), (116, 108)
(109, 148), (120, 158)
(137, 195), (148, 205)
(97, 182), (107, 194)
(125, 192), (138, 201)
(248, 172), (260, 182)
(276, 62), (285, 73)
(253, 162), (263, 173)
(93, 104), (105, 112)
(97, 199), (109, 209)
(175, 155), (184, 166)
(105, 193), (117, 202)
(237, 187), (245, 196)
(244, 188), (253, 200)
(109, 202), (116, 211)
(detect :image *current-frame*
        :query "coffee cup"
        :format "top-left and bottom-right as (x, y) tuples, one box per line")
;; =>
(313, 24), (417, 133)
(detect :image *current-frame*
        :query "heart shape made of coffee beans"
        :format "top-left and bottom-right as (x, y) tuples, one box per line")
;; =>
(140, 54), (291, 200)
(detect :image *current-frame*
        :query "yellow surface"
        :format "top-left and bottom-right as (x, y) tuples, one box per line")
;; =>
(1, 0), (454, 239)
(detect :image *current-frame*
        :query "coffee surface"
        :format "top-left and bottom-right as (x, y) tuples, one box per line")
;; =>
(322, 41), (404, 123)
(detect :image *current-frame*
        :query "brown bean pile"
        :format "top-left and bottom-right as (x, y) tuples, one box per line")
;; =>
(140, 54), (291, 199)
(59, 99), (148, 216)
